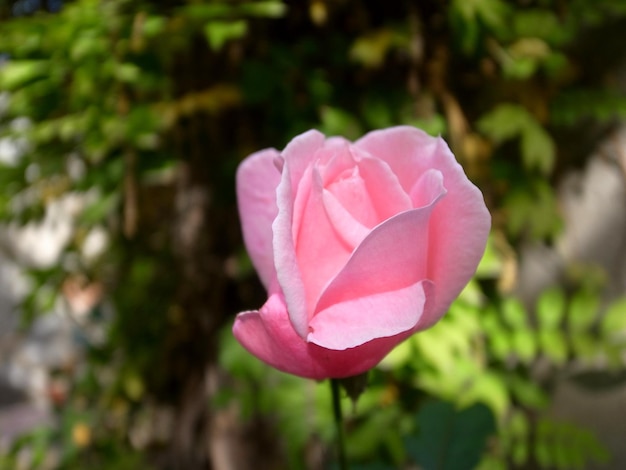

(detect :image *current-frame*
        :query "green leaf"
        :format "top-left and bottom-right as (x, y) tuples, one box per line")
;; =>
(600, 297), (626, 337)
(569, 289), (599, 332)
(509, 410), (529, 438)
(478, 103), (555, 174)
(475, 234), (503, 279)
(482, 308), (512, 361)
(239, 1), (286, 18)
(570, 334), (599, 360)
(501, 297), (527, 328)
(539, 330), (568, 365)
(521, 122), (555, 175)
(414, 328), (456, 373)
(537, 287), (566, 329)
(379, 335), (414, 369)
(0, 60), (48, 90)
(114, 63), (142, 84)
(319, 106), (362, 140)
(512, 329), (537, 363)
(142, 16), (166, 37)
(179, 4), (233, 20)
(535, 438), (553, 468)
(508, 376), (548, 409)
(512, 10), (573, 46)
(535, 419), (610, 469)
(503, 56), (538, 80)
(511, 439), (529, 467)
(204, 20), (248, 51)
(350, 29), (395, 68)
(504, 179), (562, 239)
(551, 88), (626, 126)
(477, 104), (530, 143)
(405, 115), (448, 137)
(449, 0), (510, 53)
(405, 400), (496, 470)
(346, 406), (401, 461)
(79, 192), (120, 224)
(460, 372), (510, 419)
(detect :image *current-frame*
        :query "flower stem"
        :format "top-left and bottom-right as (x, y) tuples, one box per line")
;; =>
(330, 378), (348, 470)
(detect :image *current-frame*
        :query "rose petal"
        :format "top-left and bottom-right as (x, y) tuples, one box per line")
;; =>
(233, 294), (321, 378)
(308, 280), (431, 350)
(417, 138), (491, 328)
(317, 138), (355, 185)
(282, 129), (327, 192)
(273, 130), (334, 338)
(315, 181), (446, 314)
(356, 126), (491, 329)
(409, 168), (446, 208)
(293, 165), (354, 318)
(236, 148), (282, 290)
(354, 148), (412, 219)
(356, 126), (440, 194)
(307, 331), (417, 378)
(233, 292), (428, 379)
(325, 165), (378, 228)
(322, 187), (370, 249)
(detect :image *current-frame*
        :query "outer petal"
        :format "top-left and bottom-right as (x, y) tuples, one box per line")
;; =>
(356, 126), (441, 193)
(236, 148), (282, 290)
(233, 294), (321, 378)
(356, 126), (491, 329)
(308, 280), (430, 350)
(273, 130), (326, 338)
(416, 138), (491, 328)
(282, 129), (327, 199)
(233, 292), (433, 379)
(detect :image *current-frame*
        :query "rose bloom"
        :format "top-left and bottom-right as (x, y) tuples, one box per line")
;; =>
(234, 126), (490, 379)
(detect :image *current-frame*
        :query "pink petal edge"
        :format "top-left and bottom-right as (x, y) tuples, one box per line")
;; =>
(236, 148), (282, 290)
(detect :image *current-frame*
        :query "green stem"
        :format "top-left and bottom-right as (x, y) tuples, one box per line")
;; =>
(330, 378), (348, 470)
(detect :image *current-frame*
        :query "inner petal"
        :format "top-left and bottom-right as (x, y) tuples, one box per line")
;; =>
(326, 165), (379, 228)
(294, 166), (353, 319)
(355, 148), (413, 218)
(322, 188), (370, 250)
(409, 168), (447, 209)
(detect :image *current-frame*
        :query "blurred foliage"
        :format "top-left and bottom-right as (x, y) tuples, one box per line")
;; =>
(1, 0), (626, 469)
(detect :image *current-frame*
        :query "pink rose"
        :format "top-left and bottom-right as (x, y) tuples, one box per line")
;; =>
(234, 126), (490, 379)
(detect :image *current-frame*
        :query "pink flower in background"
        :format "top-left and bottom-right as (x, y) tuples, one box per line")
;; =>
(233, 126), (490, 379)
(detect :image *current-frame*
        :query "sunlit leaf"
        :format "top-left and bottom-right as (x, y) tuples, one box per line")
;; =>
(475, 234), (503, 279)
(600, 297), (626, 338)
(0, 60), (48, 90)
(350, 29), (396, 68)
(501, 297), (527, 328)
(512, 329), (537, 363)
(539, 330), (568, 365)
(569, 289), (599, 332)
(508, 375), (548, 409)
(239, 1), (286, 18)
(319, 106), (362, 140)
(204, 20), (248, 51)
(460, 372), (510, 418)
(537, 287), (566, 329)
